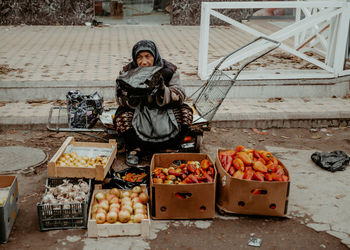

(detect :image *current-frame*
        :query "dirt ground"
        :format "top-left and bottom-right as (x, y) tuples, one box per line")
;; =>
(0, 126), (349, 249)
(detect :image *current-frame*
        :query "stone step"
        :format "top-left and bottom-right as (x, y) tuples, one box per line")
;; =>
(1, 76), (349, 102)
(1, 97), (350, 129)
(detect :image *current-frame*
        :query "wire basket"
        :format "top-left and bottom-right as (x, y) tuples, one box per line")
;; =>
(192, 36), (280, 123)
(193, 69), (233, 122)
(37, 178), (93, 231)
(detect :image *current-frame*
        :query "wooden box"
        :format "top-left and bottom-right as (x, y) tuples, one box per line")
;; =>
(87, 184), (150, 238)
(48, 137), (117, 181)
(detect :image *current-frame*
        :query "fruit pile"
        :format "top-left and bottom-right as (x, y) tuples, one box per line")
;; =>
(90, 186), (149, 224)
(56, 152), (109, 168)
(152, 159), (215, 184)
(218, 146), (289, 182)
(120, 172), (147, 182)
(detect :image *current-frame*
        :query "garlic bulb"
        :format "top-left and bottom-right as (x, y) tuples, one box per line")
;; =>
(41, 179), (89, 206)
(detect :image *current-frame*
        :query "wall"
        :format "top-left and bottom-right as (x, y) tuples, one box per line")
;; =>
(0, 0), (94, 25)
(170, 0), (252, 25)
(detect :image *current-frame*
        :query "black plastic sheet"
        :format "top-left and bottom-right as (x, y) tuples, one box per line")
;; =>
(66, 90), (104, 128)
(311, 150), (349, 172)
(104, 166), (150, 190)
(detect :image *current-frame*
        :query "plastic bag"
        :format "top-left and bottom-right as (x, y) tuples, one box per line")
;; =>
(66, 90), (104, 128)
(311, 150), (349, 172)
(104, 166), (150, 190)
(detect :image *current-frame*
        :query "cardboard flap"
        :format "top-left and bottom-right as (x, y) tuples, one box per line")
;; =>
(152, 153), (211, 167)
(0, 176), (16, 188)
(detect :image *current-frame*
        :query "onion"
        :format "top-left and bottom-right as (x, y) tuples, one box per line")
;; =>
(132, 186), (142, 194)
(96, 208), (107, 215)
(133, 203), (144, 211)
(133, 213), (144, 223)
(132, 197), (141, 205)
(134, 208), (145, 215)
(109, 207), (119, 214)
(91, 203), (100, 214)
(109, 197), (119, 204)
(99, 200), (109, 211)
(138, 192), (149, 204)
(118, 210), (130, 223)
(107, 211), (118, 223)
(121, 196), (131, 202)
(95, 192), (106, 202)
(96, 212), (106, 224)
(109, 203), (120, 211)
(121, 204), (133, 214)
(121, 200), (132, 208)
(130, 192), (139, 199)
(106, 194), (117, 204)
(120, 191), (131, 198)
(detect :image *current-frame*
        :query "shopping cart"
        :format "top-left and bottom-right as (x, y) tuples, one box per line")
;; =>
(191, 36), (280, 123)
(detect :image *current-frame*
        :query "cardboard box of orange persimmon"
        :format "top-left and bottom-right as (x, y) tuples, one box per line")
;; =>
(48, 137), (117, 181)
(150, 153), (216, 219)
(216, 147), (290, 217)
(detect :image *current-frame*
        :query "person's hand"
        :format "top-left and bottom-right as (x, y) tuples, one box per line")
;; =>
(155, 80), (165, 97)
(171, 92), (179, 102)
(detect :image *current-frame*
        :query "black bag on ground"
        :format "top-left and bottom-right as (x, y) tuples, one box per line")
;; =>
(311, 150), (350, 172)
(66, 90), (104, 128)
(104, 166), (150, 190)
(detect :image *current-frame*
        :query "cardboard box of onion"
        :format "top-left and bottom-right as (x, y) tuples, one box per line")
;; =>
(216, 147), (290, 217)
(150, 153), (217, 219)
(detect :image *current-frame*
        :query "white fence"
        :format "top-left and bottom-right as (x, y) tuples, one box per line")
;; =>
(198, 1), (350, 80)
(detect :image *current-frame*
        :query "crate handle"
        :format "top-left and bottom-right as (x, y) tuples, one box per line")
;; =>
(175, 192), (192, 200)
(250, 189), (267, 195)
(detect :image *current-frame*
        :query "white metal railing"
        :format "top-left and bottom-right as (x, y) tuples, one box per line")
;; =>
(198, 1), (350, 80)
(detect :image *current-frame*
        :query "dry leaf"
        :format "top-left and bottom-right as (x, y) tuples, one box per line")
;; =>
(252, 128), (269, 135)
(335, 194), (346, 199)
(267, 97), (284, 103)
(26, 99), (50, 104)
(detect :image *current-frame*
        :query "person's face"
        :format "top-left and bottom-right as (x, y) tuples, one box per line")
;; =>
(136, 51), (154, 67)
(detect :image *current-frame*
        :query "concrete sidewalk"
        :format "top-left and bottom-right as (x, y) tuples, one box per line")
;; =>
(0, 25), (350, 127)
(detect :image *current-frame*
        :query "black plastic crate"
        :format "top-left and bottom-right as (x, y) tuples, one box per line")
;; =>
(37, 178), (93, 231)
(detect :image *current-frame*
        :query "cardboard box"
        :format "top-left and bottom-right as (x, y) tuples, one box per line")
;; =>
(87, 184), (150, 238)
(48, 137), (117, 181)
(0, 175), (19, 243)
(150, 153), (216, 219)
(215, 149), (290, 217)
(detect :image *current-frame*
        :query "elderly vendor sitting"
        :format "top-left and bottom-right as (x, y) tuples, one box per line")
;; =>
(115, 40), (193, 166)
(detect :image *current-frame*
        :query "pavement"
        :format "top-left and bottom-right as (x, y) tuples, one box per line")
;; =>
(0, 24), (350, 129)
(1, 24), (350, 249)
